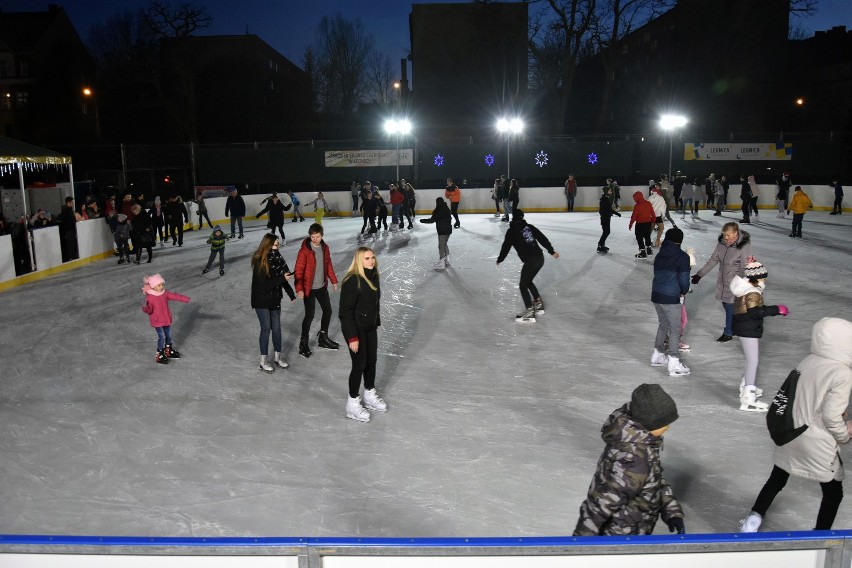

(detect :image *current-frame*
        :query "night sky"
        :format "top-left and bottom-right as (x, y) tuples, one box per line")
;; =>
(3, 0), (852, 70)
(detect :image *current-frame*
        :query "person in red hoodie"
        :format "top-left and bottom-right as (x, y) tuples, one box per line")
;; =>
(389, 182), (406, 229)
(629, 191), (656, 259)
(141, 273), (190, 364)
(294, 223), (340, 358)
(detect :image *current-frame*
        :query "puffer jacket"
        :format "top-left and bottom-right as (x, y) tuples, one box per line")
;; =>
(648, 191), (666, 217)
(694, 230), (752, 303)
(142, 289), (189, 328)
(788, 190), (813, 214)
(294, 237), (338, 297)
(574, 404), (683, 536)
(730, 276), (781, 338)
(775, 317), (852, 482)
(652, 240), (691, 304)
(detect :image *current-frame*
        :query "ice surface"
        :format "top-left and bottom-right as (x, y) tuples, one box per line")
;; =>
(0, 209), (851, 537)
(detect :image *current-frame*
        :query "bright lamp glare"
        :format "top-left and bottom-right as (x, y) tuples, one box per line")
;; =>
(385, 118), (412, 135)
(660, 114), (687, 130)
(497, 117), (523, 134)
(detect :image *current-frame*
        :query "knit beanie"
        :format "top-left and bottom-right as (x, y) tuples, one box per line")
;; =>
(145, 273), (165, 289)
(630, 384), (679, 431)
(665, 228), (684, 244)
(744, 260), (768, 280)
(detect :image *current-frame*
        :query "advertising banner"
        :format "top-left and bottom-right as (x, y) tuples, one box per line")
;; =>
(324, 149), (413, 168)
(684, 142), (792, 161)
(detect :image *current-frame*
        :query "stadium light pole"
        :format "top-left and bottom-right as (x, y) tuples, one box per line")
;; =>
(384, 118), (411, 182)
(660, 114), (687, 182)
(496, 117), (524, 180)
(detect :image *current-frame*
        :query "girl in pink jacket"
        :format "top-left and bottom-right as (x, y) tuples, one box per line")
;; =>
(141, 273), (190, 364)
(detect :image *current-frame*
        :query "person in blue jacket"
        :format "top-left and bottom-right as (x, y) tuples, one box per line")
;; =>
(650, 228), (691, 377)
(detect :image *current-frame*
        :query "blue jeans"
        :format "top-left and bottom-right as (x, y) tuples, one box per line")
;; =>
(256, 308), (282, 356)
(155, 326), (172, 350)
(723, 302), (733, 336)
(230, 215), (243, 236)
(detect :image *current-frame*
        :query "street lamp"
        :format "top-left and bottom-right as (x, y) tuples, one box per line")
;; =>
(496, 117), (524, 180)
(384, 118), (411, 182)
(82, 86), (101, 140)
(659, 114), (687, 182)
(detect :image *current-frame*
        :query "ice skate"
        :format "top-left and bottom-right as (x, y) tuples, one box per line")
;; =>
(716, 334), (733, 342)
(317, 331), (339, 350)
(533, 298), (544, 315)
(433, 258), (446, 270)
(596, 245), (607, 254)
(156, 349), (169, 364)
(740, 386), (769, 412)
(259, 355), (274, 374)
(346, 396), (370, 422)
(667, 356), (690, 376)
(443, 255), (451, 268)
(219, 268), (225, 276)
(645, 246), (653, 256)
(274, 351), (289, 369)
(298, 336), (312, 358)
(454, 222), (460, 228)
(635, 250), (647, 259)
(202, 267), (210, 274)
(164, 343), (180, 358)
(651, 348), (668, 367)
(738, 380), (763, 398)
(363, 388), (387, 412)
(515, 306), (536, 323)
(739, 512), (762, 533)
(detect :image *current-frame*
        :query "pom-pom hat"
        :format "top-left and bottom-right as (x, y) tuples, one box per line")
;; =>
(744, 260), (768, 280)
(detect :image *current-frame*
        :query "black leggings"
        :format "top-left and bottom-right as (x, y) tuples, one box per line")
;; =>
(270, 221), (285, 240)
(450, 202), (460, 224)
(348, 328), (377, 398)
(634, 222), (652, 249)
(598, 217), (611, 247)
(751, 465), (843, 530)
(519, 253), (544, 308)
(301, 286), (332, 339)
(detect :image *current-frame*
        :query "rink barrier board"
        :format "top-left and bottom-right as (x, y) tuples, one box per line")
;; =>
(1, 532), (852, 567)
(0, 184), (845, 293)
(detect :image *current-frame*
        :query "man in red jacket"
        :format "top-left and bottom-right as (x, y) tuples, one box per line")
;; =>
(629, 191), (656, 259)
(294, 223), (339, 358)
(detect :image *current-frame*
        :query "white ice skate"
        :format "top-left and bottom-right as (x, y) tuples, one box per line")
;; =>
(274, 351), (289, 369)
(651, 348), (668, 367)
(667, 356), (690, 376)
(363, 388), (387, 412)
(533, 299), (544, 315)
(433, 258), (446, 270)
(346, 396), (370, 422)
(259, 355), (274, 374)
(739, 512), (762, 533)
(739, 379), (763, 398)
(740, 386), (769, 412)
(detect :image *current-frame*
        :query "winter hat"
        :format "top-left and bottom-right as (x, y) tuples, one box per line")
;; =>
(744, 259), (768, 280)
(435, 197), (443, 205)
(213, 224), (222, 232)
(512, 208), (525, 221)
(154, 196), (161, 204)
(665, 228), (684, 244)
(117, 214), (127, 222)
(145, 274), (165, 289)
(630, 383), (679, 432)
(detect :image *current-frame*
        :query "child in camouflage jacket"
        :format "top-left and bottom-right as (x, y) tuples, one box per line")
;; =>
(573, 383), (685, 536)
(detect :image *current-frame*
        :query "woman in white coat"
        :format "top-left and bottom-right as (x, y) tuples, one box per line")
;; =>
(740, 317), (852, 532)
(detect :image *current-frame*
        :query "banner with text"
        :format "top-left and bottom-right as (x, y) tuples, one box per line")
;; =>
(325, 149), (414, 168)
(684, 142), (792, 161)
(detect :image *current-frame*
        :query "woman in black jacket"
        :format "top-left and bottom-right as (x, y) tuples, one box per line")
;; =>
(256, 194), (291, 241)
(130, 204), (154, 264)
(338, 246), (385, 422)
(251, 233), (296, 373)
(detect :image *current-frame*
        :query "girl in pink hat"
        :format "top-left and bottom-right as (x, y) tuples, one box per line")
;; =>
(141, 273), (190, 364)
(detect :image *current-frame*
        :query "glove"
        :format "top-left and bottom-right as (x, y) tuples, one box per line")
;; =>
(666, 517), (686, 534)
(778, 304), (789, 316)
(691, 275), (701, 285)
(615, 212), (622, 217)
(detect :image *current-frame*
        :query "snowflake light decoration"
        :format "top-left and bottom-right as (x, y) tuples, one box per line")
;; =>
(535, 150), (549, 168)
(485, 154), (495, 167)
(434, 154), (444, 167)
(588, 152), (598, 165)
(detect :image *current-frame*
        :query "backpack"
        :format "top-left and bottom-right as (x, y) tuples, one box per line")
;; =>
(766, 369), (809, 446)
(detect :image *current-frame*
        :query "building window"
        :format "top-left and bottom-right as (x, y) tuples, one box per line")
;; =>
(18, 56), (30, 77)
(15, 90), (28, 108)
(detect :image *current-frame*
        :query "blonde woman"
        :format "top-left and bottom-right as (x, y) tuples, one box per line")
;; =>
(338, 246), (385, 422)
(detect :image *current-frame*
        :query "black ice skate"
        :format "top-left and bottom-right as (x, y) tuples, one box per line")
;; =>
(164, 343), (181, 358)
(317, 331), (339, 350)
(299, 336), (312, 358)
(156, 349), (169, 364)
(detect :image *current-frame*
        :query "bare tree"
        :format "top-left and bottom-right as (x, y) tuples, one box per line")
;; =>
(366, 51), (394, 106)
(309, 13), (376, 116)
(528, 0), (598, 134)
(139, 1), (212, 38)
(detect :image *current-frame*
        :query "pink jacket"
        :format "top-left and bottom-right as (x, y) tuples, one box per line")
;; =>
(142, 290), (190, 328)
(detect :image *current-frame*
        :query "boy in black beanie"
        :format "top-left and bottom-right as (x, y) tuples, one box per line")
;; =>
(574, 383), (685, 536)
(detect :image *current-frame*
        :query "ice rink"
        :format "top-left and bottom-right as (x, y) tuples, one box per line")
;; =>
(1, 206), (851, 538)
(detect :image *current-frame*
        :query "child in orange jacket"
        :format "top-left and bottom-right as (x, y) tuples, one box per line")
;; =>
(787, 185), (813, 238)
